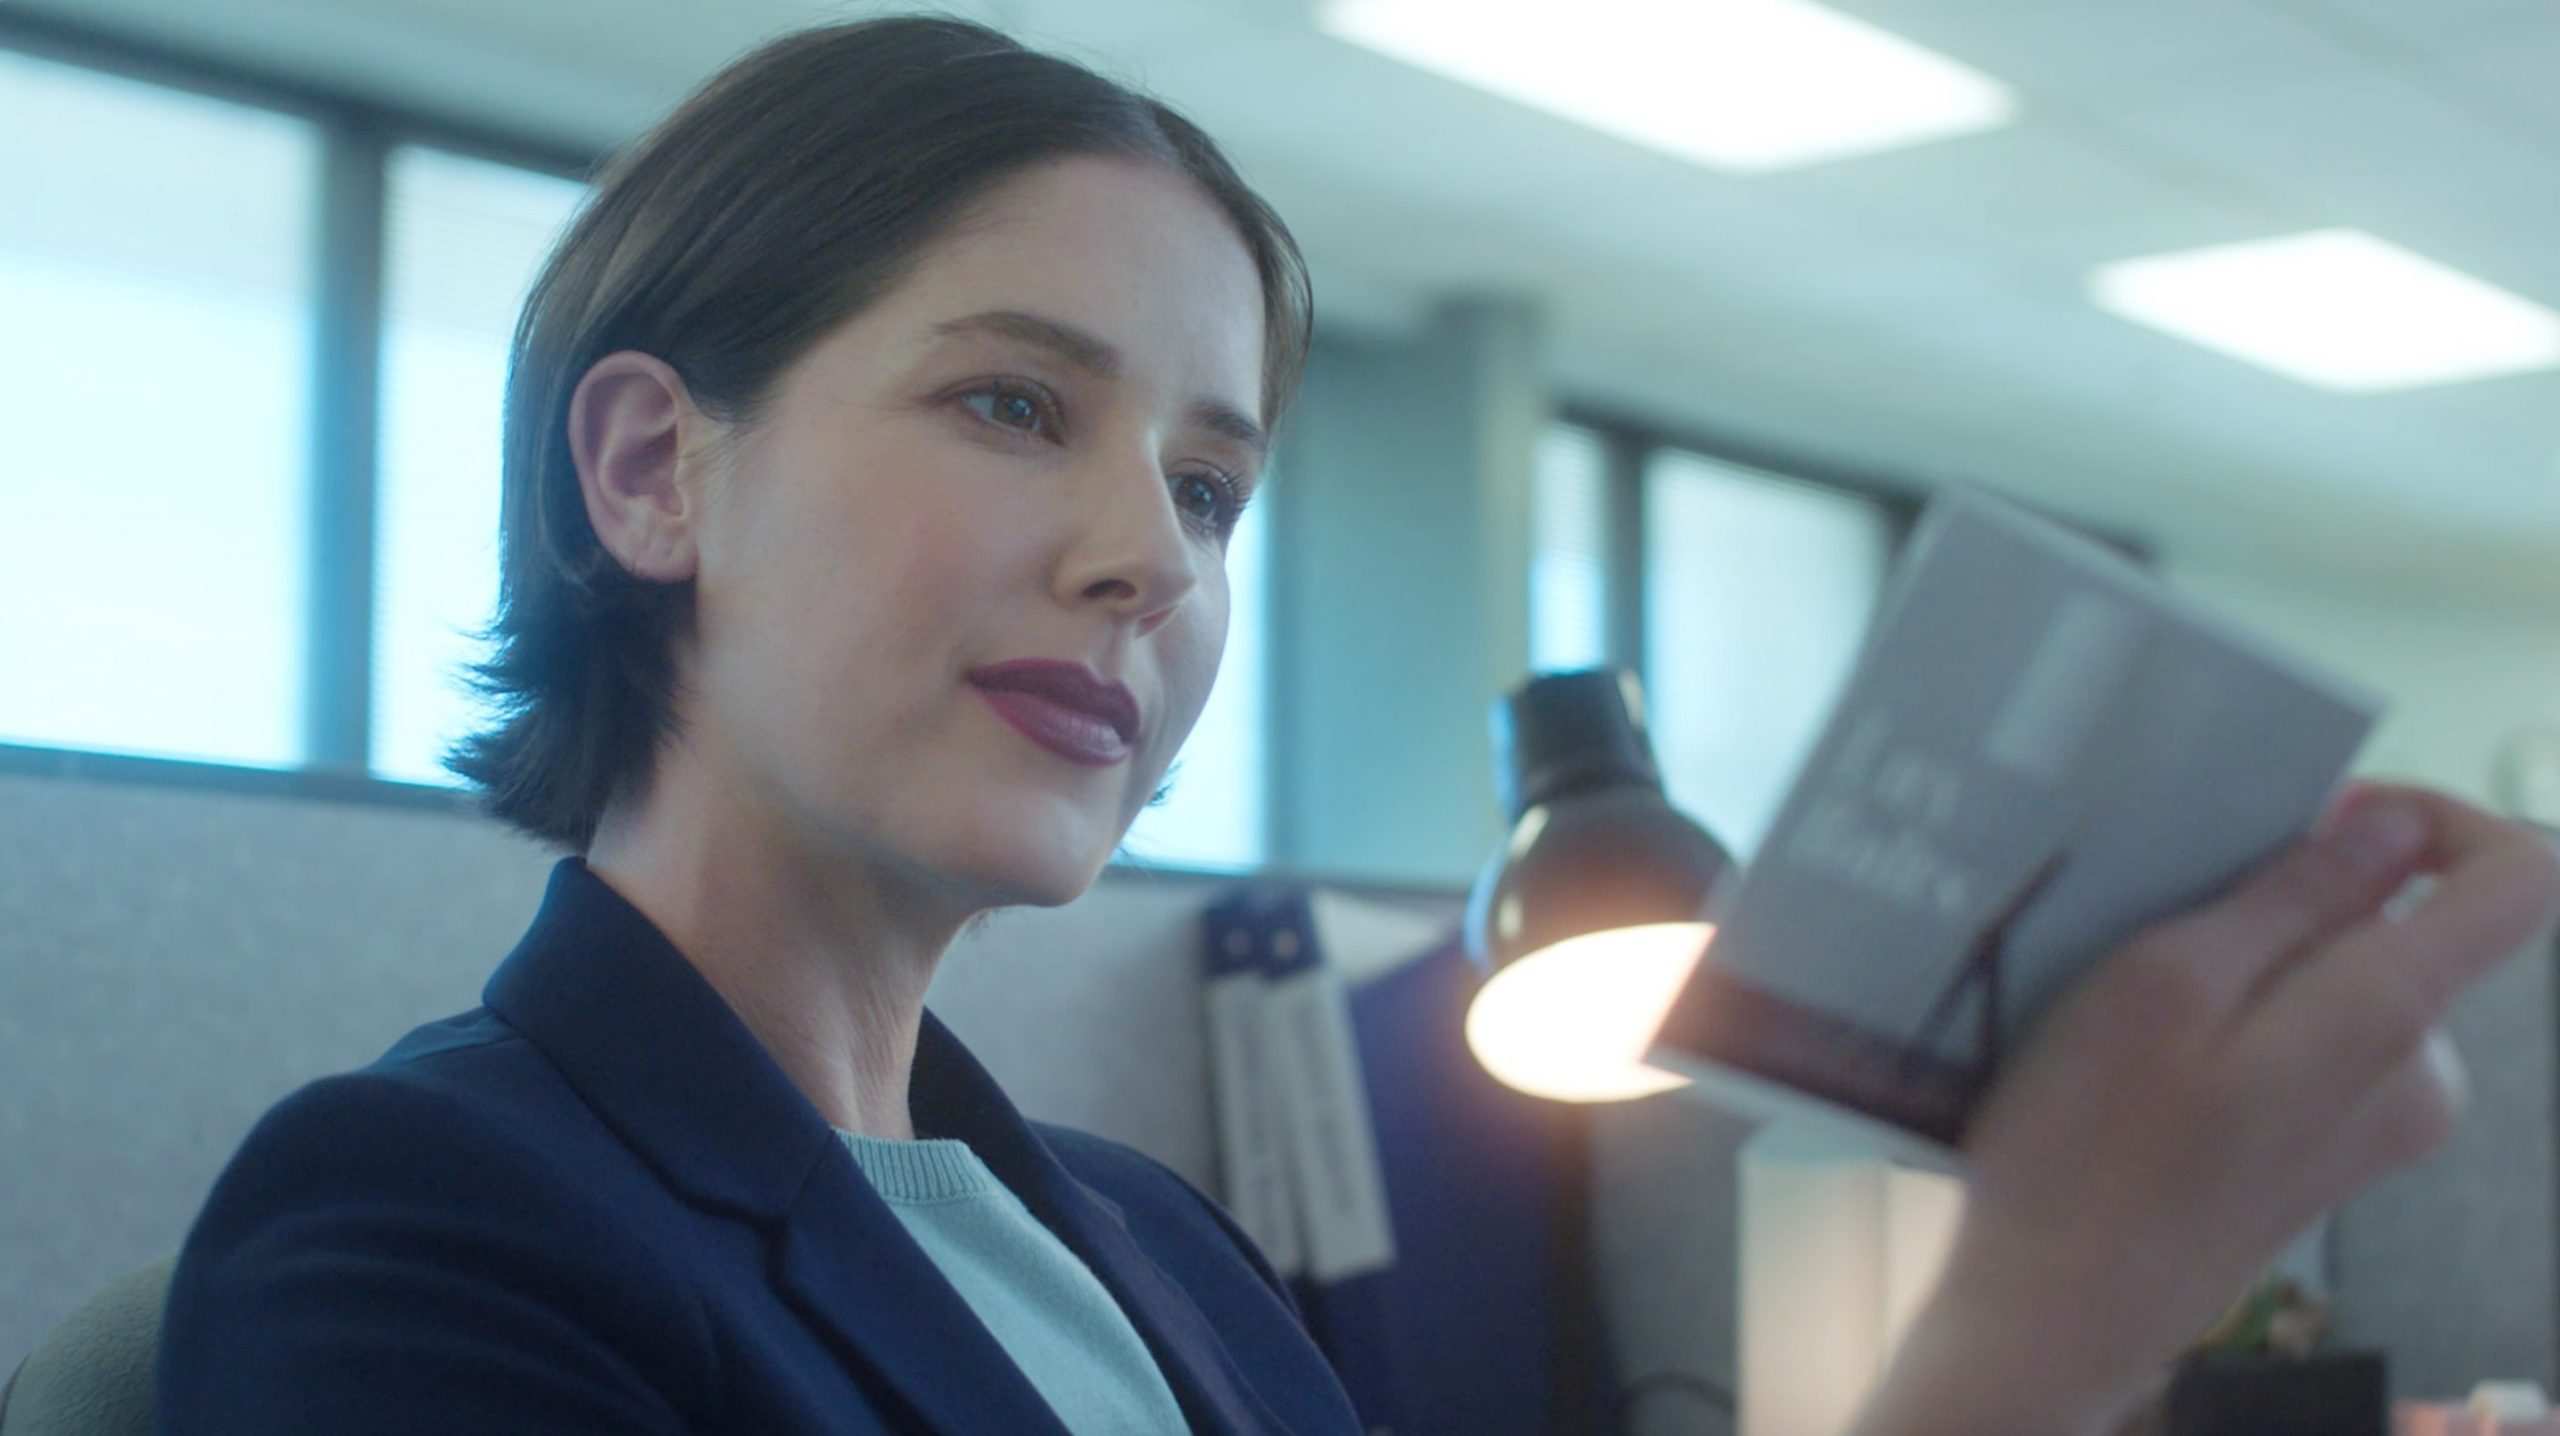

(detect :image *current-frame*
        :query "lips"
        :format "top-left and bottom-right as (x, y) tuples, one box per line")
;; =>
(965, 659), (1142, 767)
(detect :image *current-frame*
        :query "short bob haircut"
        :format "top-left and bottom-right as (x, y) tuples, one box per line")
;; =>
(448, 16), (1314, 852)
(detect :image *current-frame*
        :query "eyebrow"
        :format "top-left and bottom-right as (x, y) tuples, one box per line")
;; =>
(931, 308), (1269, 460)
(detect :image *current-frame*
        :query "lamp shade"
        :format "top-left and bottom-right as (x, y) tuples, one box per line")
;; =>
(1464, 669), (1732, 1102)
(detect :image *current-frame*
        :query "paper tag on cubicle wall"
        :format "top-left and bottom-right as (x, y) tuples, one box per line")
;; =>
(1203, 963), (1304, 1278)
(1260, 926), (1397, 1283)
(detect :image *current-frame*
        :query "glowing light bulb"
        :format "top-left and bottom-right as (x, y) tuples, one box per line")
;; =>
(1465, 921), (1711, 1102)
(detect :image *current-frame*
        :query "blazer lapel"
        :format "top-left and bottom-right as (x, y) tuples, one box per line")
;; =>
(486, 859), (1290, 1436)
(484, 860), (1069, 1435)
(911, 1013), (1290, 1436)
(1037, 1179), (1292, 1436)
(774, 1148), (1074, 1436)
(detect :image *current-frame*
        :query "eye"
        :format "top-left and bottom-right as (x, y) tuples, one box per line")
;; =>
(958, 381), (1058, 439)
(1171, 470), (1246, 537)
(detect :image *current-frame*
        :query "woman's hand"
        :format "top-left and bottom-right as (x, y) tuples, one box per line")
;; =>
(1855, 784), (2560, 1436)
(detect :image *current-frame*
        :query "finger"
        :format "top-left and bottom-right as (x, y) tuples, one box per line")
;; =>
(2260, 803), (2560, 1085)
(2300, 1029), (2468, 1209)
(2338, 782), (2560, 878)
(2133, 790), (2432, 1013)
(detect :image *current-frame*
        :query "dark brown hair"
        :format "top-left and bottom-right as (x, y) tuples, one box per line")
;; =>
(448, 16), (1314, 851)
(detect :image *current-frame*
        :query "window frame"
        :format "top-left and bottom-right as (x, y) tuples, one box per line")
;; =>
(0, 9), (1293, 876)
(1554, 399), (2153, 676)
(1, 10), (2148, 869)
(1, 8), (594, 785)
(1547, 402), (2153, 858)
(1555, 400), (1928, 679)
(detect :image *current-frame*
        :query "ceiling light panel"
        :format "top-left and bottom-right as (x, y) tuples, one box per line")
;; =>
(2092, 229), (2560, 391)
(1319, 0), (2018, 173)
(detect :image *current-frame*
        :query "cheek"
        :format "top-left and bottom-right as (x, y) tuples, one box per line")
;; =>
(713, 487), (1011, 736)
(868, 509), (987, 605)
(806, 466), (1023, 636)
(1158, 582), (1231, 721)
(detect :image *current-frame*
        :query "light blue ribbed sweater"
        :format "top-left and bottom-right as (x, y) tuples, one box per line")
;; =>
(836, 1130), (1191, 1435)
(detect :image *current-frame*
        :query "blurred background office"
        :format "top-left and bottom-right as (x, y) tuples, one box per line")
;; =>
(3, 2), (2556, 1433)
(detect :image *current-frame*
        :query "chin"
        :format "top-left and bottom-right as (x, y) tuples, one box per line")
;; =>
(971, 853), (1105, 910)
(934, 789), (1121, 910)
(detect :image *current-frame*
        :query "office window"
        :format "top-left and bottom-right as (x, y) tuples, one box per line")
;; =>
(371, 146), (586, 783)
(1117, 496), (1271, 871)
(1531, 423), (1612, 673)
(1643, 449), (1892, 858)
(0, 54), (318, 764)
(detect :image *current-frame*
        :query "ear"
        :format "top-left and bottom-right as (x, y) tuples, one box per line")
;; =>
(567, 351), (709, 583)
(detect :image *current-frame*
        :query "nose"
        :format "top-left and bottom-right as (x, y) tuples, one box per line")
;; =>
(1054, 446), (1202, 631)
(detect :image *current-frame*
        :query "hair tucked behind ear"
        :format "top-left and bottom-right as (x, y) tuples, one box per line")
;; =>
(446, 16), (1312, 851)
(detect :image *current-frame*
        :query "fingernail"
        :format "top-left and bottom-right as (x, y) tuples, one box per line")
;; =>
(2424, 1029), (2470, 1116)
(2337, 800), (2427, 876)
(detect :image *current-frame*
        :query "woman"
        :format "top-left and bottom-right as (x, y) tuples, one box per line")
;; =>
(157, 16), (2560, 1435)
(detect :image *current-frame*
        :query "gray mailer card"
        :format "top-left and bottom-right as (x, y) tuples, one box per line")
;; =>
(1646, 487), (2382, 1159)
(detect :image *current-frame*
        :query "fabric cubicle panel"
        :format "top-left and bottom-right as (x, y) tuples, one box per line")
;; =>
(13, 756), (2537, 1426)
(0, 765), (1246, 1365)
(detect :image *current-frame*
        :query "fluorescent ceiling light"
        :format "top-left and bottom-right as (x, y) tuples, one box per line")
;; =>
(1318, 0), (2016, 172)
(2093, 229), (2560, 392)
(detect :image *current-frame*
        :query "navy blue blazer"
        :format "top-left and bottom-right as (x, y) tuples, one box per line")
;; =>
(158, 858), (1362, 1434)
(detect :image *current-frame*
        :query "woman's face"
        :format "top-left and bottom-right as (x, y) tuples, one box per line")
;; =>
(679, 156), (1269, 909)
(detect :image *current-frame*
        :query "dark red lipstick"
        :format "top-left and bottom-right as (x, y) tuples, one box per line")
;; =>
(965, 659), (1141, 767)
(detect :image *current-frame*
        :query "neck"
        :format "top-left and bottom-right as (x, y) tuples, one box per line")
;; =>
(584, 742), (976, 1142)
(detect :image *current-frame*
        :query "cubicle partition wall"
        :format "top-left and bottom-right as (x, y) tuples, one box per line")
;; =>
(3, 759), (2550, 1425)
(0, 757), (1402, 1362)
